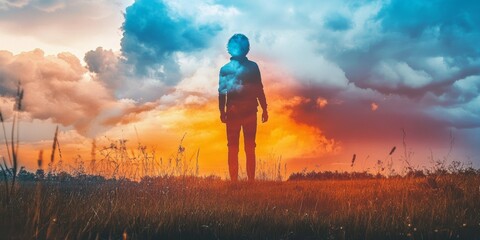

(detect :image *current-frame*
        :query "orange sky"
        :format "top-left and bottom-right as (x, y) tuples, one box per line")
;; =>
(8, 69), (344, 178)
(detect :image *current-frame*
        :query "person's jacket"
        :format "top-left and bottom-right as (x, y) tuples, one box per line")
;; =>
(218, 56), (267, 115)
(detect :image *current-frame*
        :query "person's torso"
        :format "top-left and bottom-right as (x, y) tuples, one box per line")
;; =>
(219, 58), (260, 113)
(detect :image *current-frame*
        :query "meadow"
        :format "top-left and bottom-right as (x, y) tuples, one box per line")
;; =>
(1, 172), (479, 240)
(1, 86), (480, 239)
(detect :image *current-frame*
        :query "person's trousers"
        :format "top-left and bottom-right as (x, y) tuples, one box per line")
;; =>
(226, 112), (257, 181)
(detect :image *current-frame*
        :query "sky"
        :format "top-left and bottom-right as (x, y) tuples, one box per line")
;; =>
(0, 0), (479, 177)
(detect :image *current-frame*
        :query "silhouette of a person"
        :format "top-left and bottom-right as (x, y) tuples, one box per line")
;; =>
(218, 34), (268, 181)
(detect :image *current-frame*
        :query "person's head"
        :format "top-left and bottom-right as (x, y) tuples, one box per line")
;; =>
(227, 33), (250, 57)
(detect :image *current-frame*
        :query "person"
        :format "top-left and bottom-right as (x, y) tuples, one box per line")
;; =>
(218, 33), (268, 182)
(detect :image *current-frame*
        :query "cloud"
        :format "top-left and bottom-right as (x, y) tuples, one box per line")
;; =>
(33, 0), (66, 12)
(316, 97), (328, 109)
(324, 12), (353, 31)
(84, 46), (174, 102)
(370, 60), (433, 90)
(0, 0), (65, 11)
(84, 47), (121, 90)
(318, 0), (480, 98)
(0, 0), (127, 57)
(0, 49), (114, 134)
(0, 0), (30, 9)
(120, 0), (221, 83)
(101, 101), (158, 126)
(286, 88), (449, 146)
(274, 0), (480, 143)
(377, 0), (480, 48)
(83, 0), (223, 102)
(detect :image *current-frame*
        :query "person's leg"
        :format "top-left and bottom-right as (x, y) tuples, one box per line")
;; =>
(226, 119), (241, 181)
(243, 113), (257, 181)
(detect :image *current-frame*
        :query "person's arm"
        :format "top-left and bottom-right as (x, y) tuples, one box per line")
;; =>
(255, 64), (268, 123)
(257, 84), (267, 112)
(219, 93), (227, 123)
(218, 69), (227, 123)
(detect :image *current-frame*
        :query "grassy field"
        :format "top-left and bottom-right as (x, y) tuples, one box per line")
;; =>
(1, 175), (479, 240)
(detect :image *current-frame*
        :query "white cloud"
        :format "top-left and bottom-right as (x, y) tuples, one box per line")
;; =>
(372, 60), (433, 89)
(0, 0), (130, 57)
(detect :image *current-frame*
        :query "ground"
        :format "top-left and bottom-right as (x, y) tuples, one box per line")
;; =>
(1, 175), (479, 239)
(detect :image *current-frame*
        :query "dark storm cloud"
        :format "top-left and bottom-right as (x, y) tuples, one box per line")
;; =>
(279, 0), (480, 148)
(286, 88), (449, 145)
(120, 0), (221, 85)
(322, 0), (480, 97)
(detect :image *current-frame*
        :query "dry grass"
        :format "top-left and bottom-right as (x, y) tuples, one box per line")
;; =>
(1, 175), (479, 239)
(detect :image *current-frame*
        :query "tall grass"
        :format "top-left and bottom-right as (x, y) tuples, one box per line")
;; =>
(0, 82), (23, 204)
(1, 174), (479, 239)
